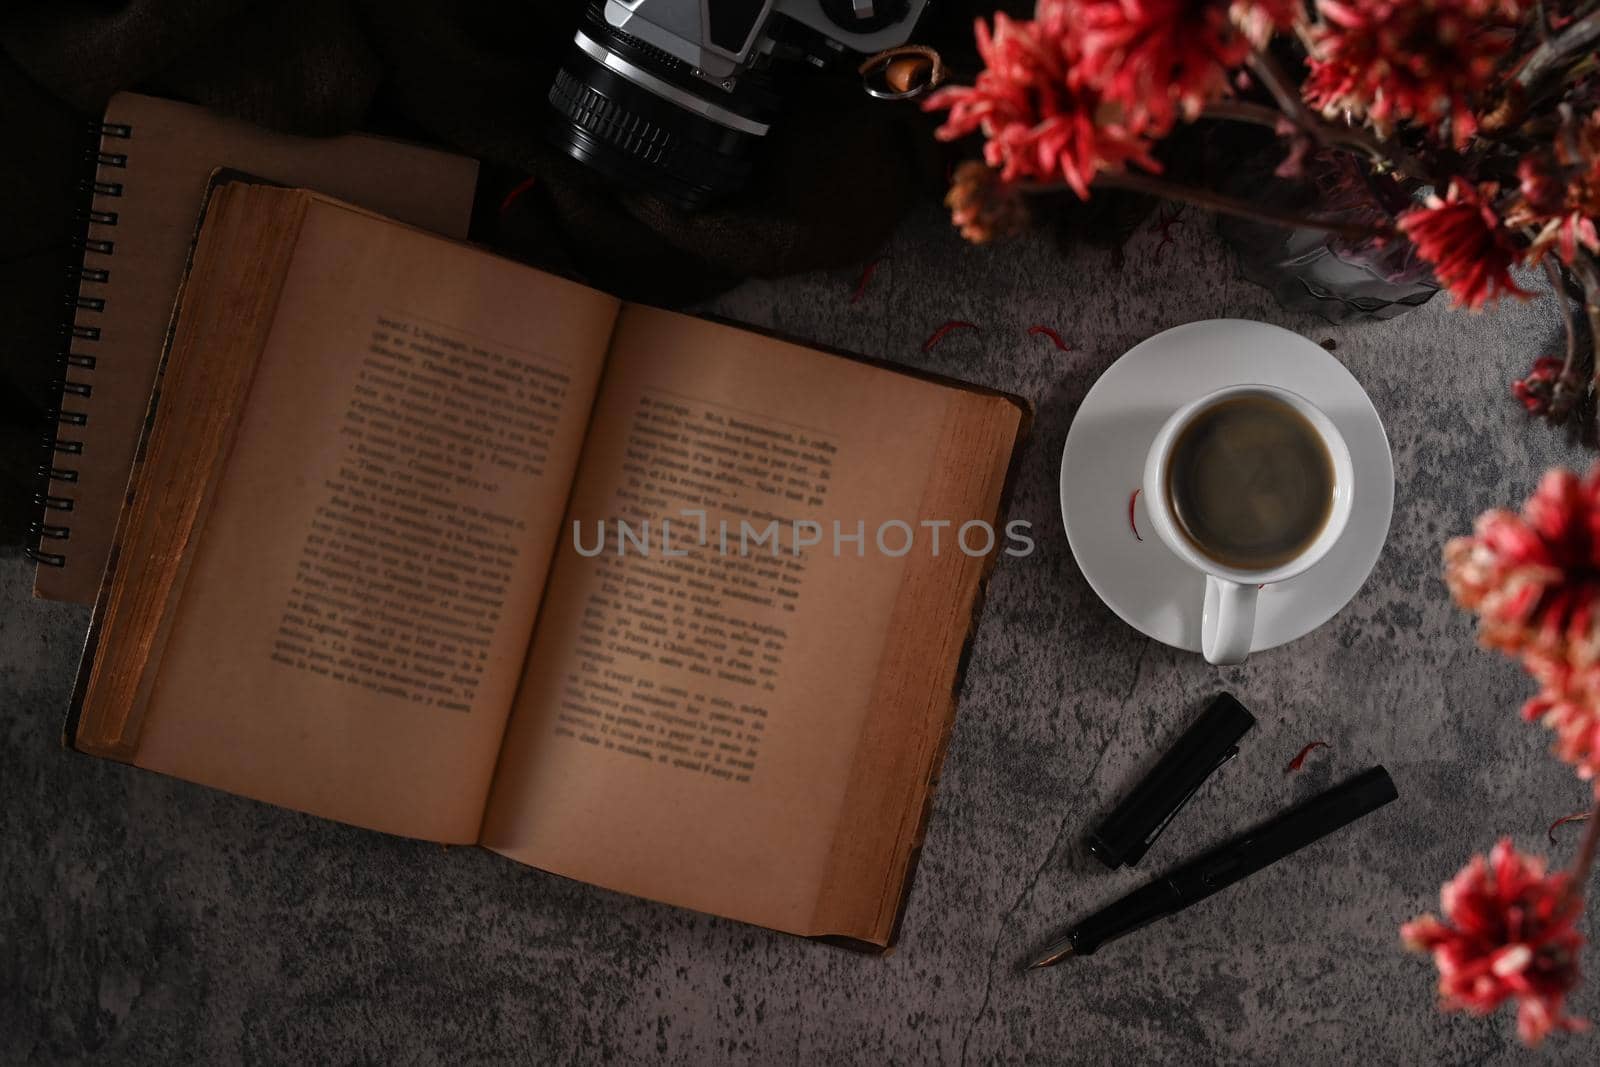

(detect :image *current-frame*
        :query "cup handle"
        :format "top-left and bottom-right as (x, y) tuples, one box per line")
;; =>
(1202, 576), (1257, 666)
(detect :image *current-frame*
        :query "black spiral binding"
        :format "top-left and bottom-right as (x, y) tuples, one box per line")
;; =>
(26, 119), (131, 569)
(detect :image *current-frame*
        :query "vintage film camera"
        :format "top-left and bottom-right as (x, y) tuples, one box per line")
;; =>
(548, 0), (929, 208)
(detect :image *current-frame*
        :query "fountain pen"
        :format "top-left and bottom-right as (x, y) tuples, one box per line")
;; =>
(1028, 766), (1398, 968)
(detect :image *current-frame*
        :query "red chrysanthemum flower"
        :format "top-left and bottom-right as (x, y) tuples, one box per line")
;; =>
(1064, 0), (1257, 131)
(1303, 0), (1526, 148)
(1508, 112), (1600, 265)
(922, 11), (1161, 199)
(1522, 650), (1600, 785)
(1444, 467), (1600, 662)
(1402, 840), (1586, 1046)
(1398, 180), (1531, 309)
(1446, 467), (1600, 786)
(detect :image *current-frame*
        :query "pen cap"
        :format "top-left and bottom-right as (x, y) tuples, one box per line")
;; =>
(1086, 692), (1256, 869)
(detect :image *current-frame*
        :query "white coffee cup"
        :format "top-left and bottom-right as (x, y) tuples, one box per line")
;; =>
(1141, 384), (1355, 666)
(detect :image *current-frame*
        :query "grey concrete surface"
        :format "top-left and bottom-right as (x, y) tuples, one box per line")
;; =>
(2, 203), (1592, 1064)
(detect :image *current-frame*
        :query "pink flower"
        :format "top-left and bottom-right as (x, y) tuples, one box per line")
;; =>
(922, 11), (1161, 199)
(1445, 466), (1600, 785)
(1522, 651), (1600, 785)
(1398, 180), (1530, 310)
(1403, 840), (1586, 1046)
(1302, 0), (1526, 148)
(1444, 467), (1600, 661)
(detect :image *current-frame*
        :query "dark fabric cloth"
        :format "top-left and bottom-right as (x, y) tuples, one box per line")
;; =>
(0, 53), (89, 547)
(0, 0), (972, 302)
(0, 1), (990, 547)
(0, 2), (1083, 549)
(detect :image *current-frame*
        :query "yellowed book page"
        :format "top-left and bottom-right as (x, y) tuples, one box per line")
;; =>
(481, 306), (969, 934)
(133, 198), (619, 842)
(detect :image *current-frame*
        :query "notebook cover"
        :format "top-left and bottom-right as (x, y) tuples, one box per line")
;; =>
(32, 92), (479, 604)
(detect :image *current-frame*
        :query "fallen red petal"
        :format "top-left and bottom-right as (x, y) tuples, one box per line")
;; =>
(922, 320), (979, 352)
(1547, 811), (1591, 844)
(850, 259), (881, 305)
(1148, 203), (1186, 234)
(1129, 489), (1142, 542)
(1027, 324), (1073, 351)
(1150, 205), (1186, 260)
(1285, 740), (1330, 773)
(497, 175), (539, 218)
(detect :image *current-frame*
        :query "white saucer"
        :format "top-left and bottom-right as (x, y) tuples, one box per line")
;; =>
(1059, 319), (1394, 656)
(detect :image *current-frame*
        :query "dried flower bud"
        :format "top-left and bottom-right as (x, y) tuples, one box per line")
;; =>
(944, 161), (1029, 244)
(1517, 154), (1569, 219)
(1513, 356), (1583, 422)
(1478, 82), (1526, 137)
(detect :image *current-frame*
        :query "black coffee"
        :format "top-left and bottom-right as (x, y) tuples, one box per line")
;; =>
(1166, 395), (1334, 570)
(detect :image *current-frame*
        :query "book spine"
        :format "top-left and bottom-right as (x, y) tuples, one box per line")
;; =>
(27, 118), (132, 569)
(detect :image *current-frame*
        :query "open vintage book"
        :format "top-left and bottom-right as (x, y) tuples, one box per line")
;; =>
(69, 179), (1026, 946)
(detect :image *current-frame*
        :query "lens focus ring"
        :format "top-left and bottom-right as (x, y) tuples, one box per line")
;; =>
(548, 65), (754, 209)
(552, 67), (675, 167)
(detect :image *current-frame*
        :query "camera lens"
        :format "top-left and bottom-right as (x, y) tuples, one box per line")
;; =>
(547, 4), (778, 210)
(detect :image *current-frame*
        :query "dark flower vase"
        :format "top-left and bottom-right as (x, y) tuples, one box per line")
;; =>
(1215, 151), (1440, 323)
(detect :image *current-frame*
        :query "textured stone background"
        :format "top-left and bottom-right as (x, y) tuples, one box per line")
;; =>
(3, 203), (1594, 1065)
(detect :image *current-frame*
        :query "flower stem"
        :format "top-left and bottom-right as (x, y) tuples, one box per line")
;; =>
(1085, 171), (1388, 242)
(1571, 251), (1600, 391)
(1200, 100), (1284, 130)
(1247, 50), (1322, 139)
(1516, 10), (1600, 93)
(1544, 257), (1579, 377)
(1203, 99), (1408, 174)
(1241, 49), (1435, 182)
(1567, 798), (1600, 906)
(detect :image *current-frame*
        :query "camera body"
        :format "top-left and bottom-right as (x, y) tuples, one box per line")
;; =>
(548, 0), (928, 208)
(609, 0), (923, 79)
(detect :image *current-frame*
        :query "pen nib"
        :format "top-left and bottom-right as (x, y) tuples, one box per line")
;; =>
(1026, 940), (1077, 969)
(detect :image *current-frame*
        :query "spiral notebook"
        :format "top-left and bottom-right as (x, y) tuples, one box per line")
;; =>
(30, 92), (479, 604)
